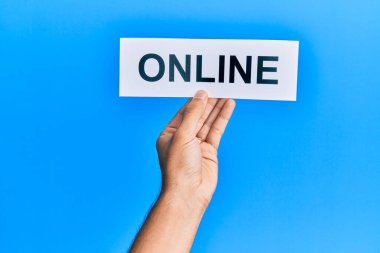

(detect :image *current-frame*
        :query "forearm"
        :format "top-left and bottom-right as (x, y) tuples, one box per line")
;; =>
(129, 189), (207, 253)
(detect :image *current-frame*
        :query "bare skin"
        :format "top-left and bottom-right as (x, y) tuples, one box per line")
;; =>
(129, 90), (236, 253)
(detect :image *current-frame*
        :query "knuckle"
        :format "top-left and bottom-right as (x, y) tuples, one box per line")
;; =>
(183, 106), (192, 116)
(156, 137), (162, 150)
(156, 134), (165, 150)
(199, 113), (208, 124)
(211, 126), (224, 137)
(185, 100), (203, 113)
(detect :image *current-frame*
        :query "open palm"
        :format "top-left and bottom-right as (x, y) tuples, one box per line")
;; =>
(156, 91), (236, 206)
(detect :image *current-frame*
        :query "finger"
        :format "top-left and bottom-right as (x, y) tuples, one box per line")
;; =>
(205, 99), (236, 150)
(163, 97), (217, 136)
(176, 90), (208, 139)
(194, 98), (219, 134)
(160, 98), (191, 136)
(196, 98), (229, 141)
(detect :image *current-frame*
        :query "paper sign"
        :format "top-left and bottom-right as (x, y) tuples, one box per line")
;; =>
(119, 38), (299, 101)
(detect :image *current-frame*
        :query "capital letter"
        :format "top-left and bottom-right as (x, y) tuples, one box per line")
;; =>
(139, 53), (165, 82)
(196, 55), (215, 83)
(229, 56), (252, 84)
(257, 56), (279, 85)
(169, 54), (191, 82)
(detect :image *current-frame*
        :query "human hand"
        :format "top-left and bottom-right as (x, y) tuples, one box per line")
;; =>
(156, 90), (236, 210)
(129, 90), (235, 253)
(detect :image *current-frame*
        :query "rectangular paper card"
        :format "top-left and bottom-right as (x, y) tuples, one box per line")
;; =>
(119, 38), (299, 101)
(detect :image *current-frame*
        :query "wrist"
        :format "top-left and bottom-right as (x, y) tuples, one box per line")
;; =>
(159, 187), (209, 218)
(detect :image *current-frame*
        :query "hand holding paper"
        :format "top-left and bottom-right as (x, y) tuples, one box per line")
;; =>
(129, 90), (236, 253)
(156, 90), (236, 206)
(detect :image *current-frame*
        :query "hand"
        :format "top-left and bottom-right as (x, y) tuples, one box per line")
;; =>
(156, 90), (236, 210)
(129, 90), (236, 253)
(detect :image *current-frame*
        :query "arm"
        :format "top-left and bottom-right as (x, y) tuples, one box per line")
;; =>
(129, 90), (236, 253)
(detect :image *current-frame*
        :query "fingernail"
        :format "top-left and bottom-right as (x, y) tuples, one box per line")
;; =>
(194, 90), (207, 100)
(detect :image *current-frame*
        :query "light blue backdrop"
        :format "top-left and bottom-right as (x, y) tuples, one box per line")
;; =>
(1, 1), (379, 252)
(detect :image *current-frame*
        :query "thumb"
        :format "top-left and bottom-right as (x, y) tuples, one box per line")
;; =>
(176, 90), (208, 140)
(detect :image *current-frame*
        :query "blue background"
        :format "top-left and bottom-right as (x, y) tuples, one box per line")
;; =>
(1, 0), (379, 252)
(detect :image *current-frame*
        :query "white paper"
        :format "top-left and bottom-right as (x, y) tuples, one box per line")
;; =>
(120, 38), (299, 101)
